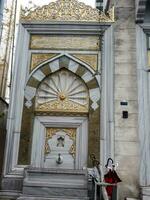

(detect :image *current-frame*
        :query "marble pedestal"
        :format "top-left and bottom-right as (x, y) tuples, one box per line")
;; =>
(17, 167), (89, 200)
(141, 187), (150, 200)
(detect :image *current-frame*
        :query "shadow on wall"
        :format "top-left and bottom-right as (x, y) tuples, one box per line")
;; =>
(0, 98), (8, 176)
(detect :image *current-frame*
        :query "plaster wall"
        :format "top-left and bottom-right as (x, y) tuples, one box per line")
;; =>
(114, 0), (139, 199)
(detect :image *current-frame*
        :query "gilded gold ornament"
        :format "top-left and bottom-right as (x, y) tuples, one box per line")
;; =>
(35, 98), (89, 113)
(20, 0), (114, 23)
(45, 128), (76, 158)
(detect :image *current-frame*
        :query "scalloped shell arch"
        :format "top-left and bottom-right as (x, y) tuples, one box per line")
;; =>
(21, 0), (114, 22)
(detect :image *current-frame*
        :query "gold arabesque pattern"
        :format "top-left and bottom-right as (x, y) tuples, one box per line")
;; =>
(21, 0), (114, 22)
(36, 98), (89, 113)
(45, 128), (76, 158)
(30, 53), (57, 71)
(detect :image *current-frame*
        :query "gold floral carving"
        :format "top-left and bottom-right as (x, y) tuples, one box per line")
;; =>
(30, 53), (57, 71)
(45, 128), (76, 158)
(72, 54), (98, 70)
(20, 0), (114, 23)
(30, 35), (99, 50)
(35, 98), (89, 114)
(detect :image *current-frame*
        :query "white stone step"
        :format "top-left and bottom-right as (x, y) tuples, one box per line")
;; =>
(125, 198), (139, 200)
(17, 195), (89, 200)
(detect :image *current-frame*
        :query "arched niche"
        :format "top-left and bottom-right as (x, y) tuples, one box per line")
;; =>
(18, 54), (101, 167)
(35, 69), (89, 114)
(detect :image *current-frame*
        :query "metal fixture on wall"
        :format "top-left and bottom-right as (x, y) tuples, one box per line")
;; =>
(120, 100), (128, 119)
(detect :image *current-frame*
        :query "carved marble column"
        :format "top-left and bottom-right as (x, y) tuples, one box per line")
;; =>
(136, 25), (150, 199)
(100, 25), (114, 166)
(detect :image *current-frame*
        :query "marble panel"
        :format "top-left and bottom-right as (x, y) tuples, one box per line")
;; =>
(91, 102), (99, 110)
(115, 155), (139, 172)
(17, 196), (89, 200)
(49, 60), (60, 72)
(114, 8), (136, 29)
(117, 184), (139, 200)
(68, 60), (79, 73)
(44, 129), (75, 169)
(59, 56), (70, 68)
(115, 87), (137, 100)
(116, 170), (139, 199)
(143, 196), (150, 200)
(115, 127), (138, 142)
(89, 88), (100, 102)
(142, 186), (150, 200)
(30, 35), (99, 51)
(115, 100), (138, 114)
(76, 65), (86, 77)
(95, 74), (101, 86)
(31, 116), (88, 169)
(23, 187), (88, 197)
(27, 77), (39, 88)
(82, 72), (93, 83)
(86, 79), (98, 89)
(126, 199), (139, 200)
(1, 177), (23, 191)
(41, 64), (52, 76)
(115, 114), (138, 128)
(115, 0), (135, 8)
(115, 51), (136, 64)
(115, 30), (136, 51)
(115, 75), (137, 88)
(21, 168), (88, 199)
(32, 70), (46, 82)
(115, 63), (136, 75)
(24, 86), (36, 101)
(115, 141), (139, 156)
(24, 173), (87, 189)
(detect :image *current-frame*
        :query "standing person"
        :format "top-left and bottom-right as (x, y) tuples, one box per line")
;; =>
(104, 158), (122, 199)
(90, 154), (109, 200)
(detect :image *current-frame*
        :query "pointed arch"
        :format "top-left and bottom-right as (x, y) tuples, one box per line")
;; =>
(24, 54), (100, 111)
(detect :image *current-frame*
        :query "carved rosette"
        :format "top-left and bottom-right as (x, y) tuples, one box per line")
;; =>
(35, 69), (89, 114)
(21, 0), (114, 23)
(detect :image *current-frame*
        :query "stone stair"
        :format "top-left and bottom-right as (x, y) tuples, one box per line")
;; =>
(17, 167), (89, 200)
(18, 196), (89, 200)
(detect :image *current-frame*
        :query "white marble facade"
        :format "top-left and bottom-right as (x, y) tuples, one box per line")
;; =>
(31, 116), (88, 170)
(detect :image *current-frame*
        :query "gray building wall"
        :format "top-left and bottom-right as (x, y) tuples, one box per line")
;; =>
(114, 0), (139, 199)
